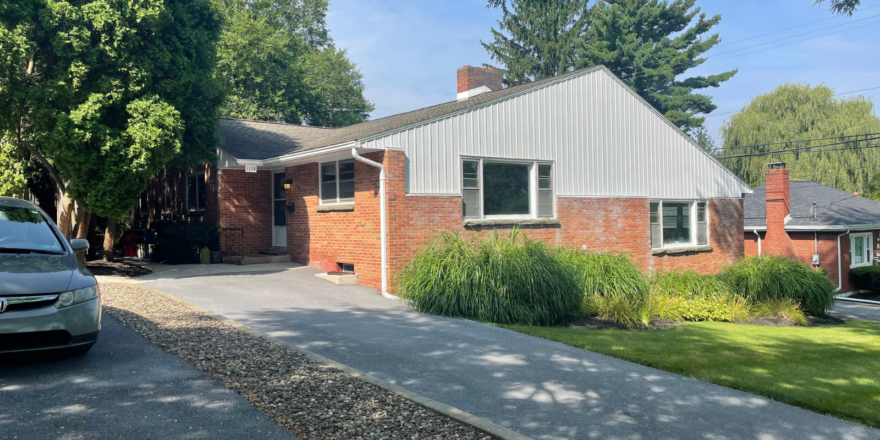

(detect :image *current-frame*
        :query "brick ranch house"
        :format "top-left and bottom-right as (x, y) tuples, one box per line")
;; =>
(134, 65), (752, 296)
(744, 165), (880, 294)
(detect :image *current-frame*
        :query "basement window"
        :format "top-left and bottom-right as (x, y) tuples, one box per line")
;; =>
(320, 160), (355, 205)
(339, 263), (355, 273)
(461, 158), (554, 220)
(650, 200), (709, 250)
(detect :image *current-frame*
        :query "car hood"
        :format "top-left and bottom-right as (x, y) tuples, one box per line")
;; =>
(0, 253), (95, 295)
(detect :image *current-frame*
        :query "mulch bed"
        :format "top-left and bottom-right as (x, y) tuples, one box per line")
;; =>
(563, 316), (677, 330)
(564, 315), (845, 330)
(85, 260), (152, 278)
(101, 284), (493, 440)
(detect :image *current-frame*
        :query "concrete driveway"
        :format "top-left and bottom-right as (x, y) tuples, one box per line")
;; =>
(833, 300), (880, 322)
(0, 312), (295, 440)
(139, 263), (879, 440)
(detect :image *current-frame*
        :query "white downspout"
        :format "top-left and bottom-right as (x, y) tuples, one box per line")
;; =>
(752, 230), (762, 256)
(351, 148), (389, 297)
(836, 230), (850, 292)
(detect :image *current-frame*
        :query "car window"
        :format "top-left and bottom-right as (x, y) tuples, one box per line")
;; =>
(0, 207), (64, 253)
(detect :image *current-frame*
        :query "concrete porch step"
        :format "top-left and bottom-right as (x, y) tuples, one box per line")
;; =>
(223, 254), (292, 265)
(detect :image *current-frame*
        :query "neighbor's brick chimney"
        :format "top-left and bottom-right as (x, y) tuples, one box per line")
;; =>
(763, 163), (797, 258)
(457, 65), (502, 100)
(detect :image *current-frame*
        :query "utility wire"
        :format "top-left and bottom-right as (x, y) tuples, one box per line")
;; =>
(708, 132), (880, 152)
(716, 136), (880, 159)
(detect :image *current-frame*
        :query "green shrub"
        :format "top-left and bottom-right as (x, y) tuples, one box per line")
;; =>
(647, 270), (751, 323)
(850, 266), (880, 292)
(396, 230), (580, 326)
(752, 299), (809, 326)
(583, 295), (645, 329)
(555, 249), (649, 304)
(718, 256), (835, 316)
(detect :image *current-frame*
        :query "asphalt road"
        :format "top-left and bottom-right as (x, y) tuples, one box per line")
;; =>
(0, 312), (295, 440)
(143, 265), (880, 440)
(832, 300), (880, 322)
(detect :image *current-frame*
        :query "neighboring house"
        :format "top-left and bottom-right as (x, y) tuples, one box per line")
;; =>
(134, 65), (751, 295)
(744, 164), (880, 294)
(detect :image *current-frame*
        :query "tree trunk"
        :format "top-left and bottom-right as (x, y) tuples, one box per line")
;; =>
(74, 211), (92, 264)
(103, 218), (117, 262)
(57, 189), (75, 241)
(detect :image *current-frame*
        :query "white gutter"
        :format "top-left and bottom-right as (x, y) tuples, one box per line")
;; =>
(836, 230), (850, 292)
(752, 230), (762, 256)
(350, 148), (389, 297)
(746, 224), (880, 232)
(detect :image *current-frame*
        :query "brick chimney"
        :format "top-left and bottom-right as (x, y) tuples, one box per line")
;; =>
(457, 65), (502, 101)
(763, 163), (797, 258)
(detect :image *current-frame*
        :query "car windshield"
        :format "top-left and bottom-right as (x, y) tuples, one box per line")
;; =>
(0, 206), (64, 254)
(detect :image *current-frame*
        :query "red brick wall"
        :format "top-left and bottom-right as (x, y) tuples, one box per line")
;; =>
(285, 153), (384, 290)
(744, 229), (880, 293)
(763, 169), (797, 258)
(218, 169), (272, 254)
(382, 150), (744, 295)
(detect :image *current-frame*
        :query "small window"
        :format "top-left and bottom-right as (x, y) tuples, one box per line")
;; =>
(187, 173), (206, 212)
(851, 233), (873, 268)
(139, 191), (148, 217)
(320, 160), (355, 204)
(650, 200), (708, 250)
(164, 178), (173, 212)
(339, 263), (354, 273)
(461, 159), (554, 220)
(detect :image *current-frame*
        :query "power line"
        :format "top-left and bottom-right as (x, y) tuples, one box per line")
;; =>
(703, 86), (880, 119)
(709, 132), (880, 152)
(716, 136), (880, 159)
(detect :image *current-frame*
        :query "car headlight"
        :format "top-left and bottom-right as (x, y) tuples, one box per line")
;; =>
(58, 285), (99, 308)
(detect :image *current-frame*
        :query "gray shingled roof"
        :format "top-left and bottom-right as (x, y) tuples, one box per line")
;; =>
(218, 66), (605, 161)
(744, 181), (880, 229)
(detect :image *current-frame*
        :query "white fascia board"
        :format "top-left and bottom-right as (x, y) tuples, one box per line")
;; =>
(744, 224), (880, 232)
(261, 141), (360, 166)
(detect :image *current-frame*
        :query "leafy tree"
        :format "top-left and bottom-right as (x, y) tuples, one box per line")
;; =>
(720, 83), (880, 192)
(213, 0), (373, 126)
(692, 125), (716, 152)
(815, 0), (860, 15)
(0, 0), (223, 254)
(482, 0), (592, 86)
(586, 0), (736, 134)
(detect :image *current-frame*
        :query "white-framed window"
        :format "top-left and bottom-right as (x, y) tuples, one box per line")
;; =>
(650, 200), (709, 249)
(850, 232), (873, 268)
(461, 158), (554, 220)
(319, 159), (355, 205)
(187, 172), (206, 213)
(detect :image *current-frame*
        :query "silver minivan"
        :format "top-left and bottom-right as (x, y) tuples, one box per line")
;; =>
(0, 197), (101, 355)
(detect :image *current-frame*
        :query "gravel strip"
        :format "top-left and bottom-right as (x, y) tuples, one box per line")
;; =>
(101, 283), (494, 440)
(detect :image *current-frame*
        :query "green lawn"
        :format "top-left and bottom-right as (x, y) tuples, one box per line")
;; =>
(502, 320), (880, 428)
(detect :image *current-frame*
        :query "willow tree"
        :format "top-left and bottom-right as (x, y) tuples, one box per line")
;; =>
(0, 0), (223, 259)
(720, 83), (880, 192)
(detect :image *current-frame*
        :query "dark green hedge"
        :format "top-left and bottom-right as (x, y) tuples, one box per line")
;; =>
(849, 266), (880, 292)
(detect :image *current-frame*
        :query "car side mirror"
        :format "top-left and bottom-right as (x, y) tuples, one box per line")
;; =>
(70, 239), (90, 253)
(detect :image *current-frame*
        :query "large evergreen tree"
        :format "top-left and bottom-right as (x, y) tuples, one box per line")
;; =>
(720, 83), (880, 193)
(0, 0), (223, 240)
(482, 0), (591, 86)
(586, 0), (736, 134)
(214, 0), (373, 126)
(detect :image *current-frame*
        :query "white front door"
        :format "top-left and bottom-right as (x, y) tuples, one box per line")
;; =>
(272, 172), (287, 248)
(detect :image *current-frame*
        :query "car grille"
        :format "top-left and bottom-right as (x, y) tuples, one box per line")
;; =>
(0, 330), (71, 351)
(1, 294), (59, 313)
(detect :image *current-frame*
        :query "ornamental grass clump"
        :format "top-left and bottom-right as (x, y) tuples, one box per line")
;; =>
(396, 230), (580, 326)
(718, 255), (835, 316)
(647, 270), (751, 323)
(555, 249), (650, 327)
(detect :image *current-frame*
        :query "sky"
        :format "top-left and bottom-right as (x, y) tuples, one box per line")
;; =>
(326, 0), (880, 144)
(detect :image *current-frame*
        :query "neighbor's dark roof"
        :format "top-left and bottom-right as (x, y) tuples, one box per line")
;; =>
(219, 66), (605, 160)
(744, 181), (880, 229)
